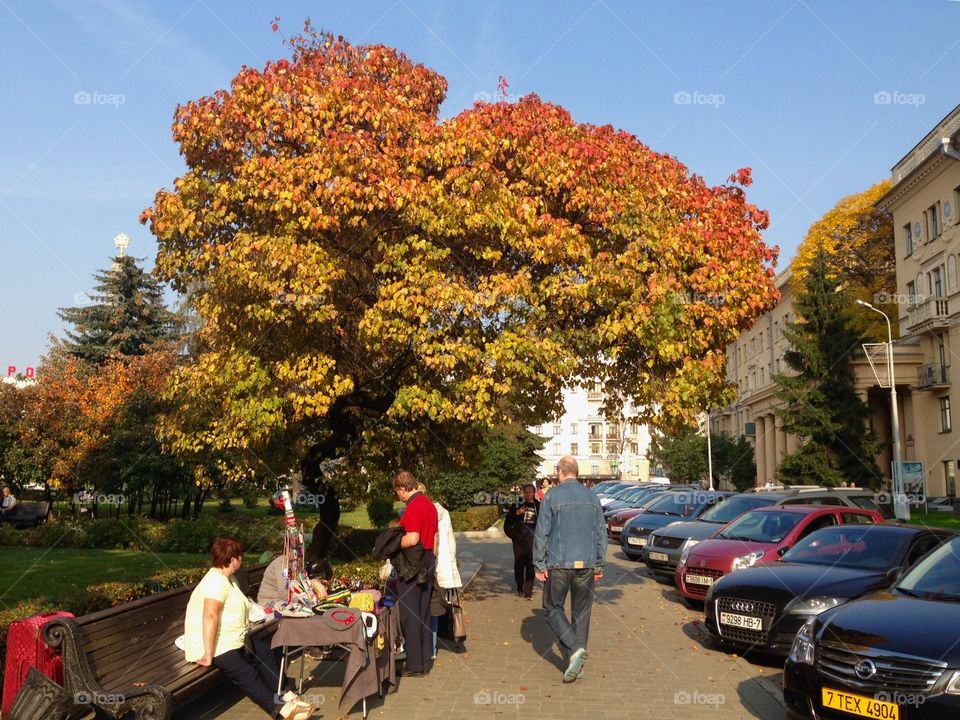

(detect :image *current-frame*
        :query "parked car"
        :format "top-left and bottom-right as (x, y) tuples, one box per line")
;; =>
(704, 524), (954, 656)
(604, 483), (683, 515)
(645, 487), (890, 582)
(783, 534), (960, 720)
(595, 482), (638, 501)
(606, 489), (677, 542)
(591, 480), (623, 495)
(620, 490), (734, 559)
(599, 483), (645, 508)
(675, 505), (884, 605)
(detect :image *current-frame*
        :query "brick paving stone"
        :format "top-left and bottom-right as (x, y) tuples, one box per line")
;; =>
(180, 537), (787, 720)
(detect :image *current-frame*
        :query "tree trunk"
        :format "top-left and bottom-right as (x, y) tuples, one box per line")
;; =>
(301, 444), (342, 566)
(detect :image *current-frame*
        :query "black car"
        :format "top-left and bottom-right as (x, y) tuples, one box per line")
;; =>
(704, 524), (954, 657)
(784, 534), (960, 719)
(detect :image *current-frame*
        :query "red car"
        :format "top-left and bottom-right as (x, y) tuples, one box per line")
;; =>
(675, 505), (884, 604)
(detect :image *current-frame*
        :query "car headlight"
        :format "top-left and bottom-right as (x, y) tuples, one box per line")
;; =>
(788, 618), (816, 666)
(679, 539), (700, 565)
(731, 551), (764, 571)
(945, 670), (960, 695)
(786, 597), (844, 616)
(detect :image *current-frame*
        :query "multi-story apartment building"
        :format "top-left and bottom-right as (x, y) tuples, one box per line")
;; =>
(878, 103), (960, 497)
(531, 385), (653, 482)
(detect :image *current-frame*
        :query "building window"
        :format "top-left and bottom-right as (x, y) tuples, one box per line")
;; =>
(907, 280), (916, 306)
(570, 443), (579, 455)
(941, 396), (952, 433)
(554, 442), (561, 455)
(553, 423), (561, 435)
(630, 423), (638, 435)
(606, 443), (618, 455)
(591, 464), (599, 475)
(933, 267), (943, 298)
(589, 423), (602, 439)
(590, 442), (601, 455)
(570, 423), (577, 435)
(630, 442), (639, 454)
(927, 204), (940, 241)
(904, 223), (913, 256)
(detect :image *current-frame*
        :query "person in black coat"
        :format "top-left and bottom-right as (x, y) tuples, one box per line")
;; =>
(503, 484), (540, 599)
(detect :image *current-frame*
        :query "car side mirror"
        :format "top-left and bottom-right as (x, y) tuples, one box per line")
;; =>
(777, 546), (789, 557)
(885, 566), (904, 583)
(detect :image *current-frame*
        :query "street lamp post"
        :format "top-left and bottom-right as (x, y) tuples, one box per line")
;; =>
(705, 410), (715, 491)
(856, 299), (909, 522)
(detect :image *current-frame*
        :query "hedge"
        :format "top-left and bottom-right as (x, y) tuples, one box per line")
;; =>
(450, 505), (501, 532)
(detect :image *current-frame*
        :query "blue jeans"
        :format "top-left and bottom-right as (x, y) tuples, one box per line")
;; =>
(542, 567), (595, 660)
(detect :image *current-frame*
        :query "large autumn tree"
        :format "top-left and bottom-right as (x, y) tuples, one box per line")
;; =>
(141, 25), (778, 559)
(792, 180), (895, 340)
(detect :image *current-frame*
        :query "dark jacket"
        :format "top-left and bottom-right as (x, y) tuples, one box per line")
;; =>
(504, 499), (540, 542)
(372, 526), (428, 584)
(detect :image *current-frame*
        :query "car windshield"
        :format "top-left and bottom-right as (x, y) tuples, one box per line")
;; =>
(717, 510), (804, 543)
(592, 482), (618, 494)
(643, 492), (701, 517)
(847, 495), (896, 520)
(781, 527), (911, 569)
(896, 537), (960, 602)
(700, 496), (775, 524)
(611, 485), (642, 500)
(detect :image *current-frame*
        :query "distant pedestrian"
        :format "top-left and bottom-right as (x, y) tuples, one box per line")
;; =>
(423, 482), (461, 660)
(0, 486), (16, 516)
(533, 456), (606, 683)
(504, 484), (539, 599)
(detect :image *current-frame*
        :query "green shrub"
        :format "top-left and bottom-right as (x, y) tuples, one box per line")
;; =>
(450, 505), (500, 531)
(366, 497), (395, 528)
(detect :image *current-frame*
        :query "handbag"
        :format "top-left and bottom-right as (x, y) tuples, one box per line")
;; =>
(438, 589), (466, 643)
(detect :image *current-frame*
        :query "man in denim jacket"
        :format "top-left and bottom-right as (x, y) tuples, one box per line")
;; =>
(533, 456), (606, 682)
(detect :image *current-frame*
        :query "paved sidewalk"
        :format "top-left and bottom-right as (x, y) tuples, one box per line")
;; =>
(182, 537), (786, 719)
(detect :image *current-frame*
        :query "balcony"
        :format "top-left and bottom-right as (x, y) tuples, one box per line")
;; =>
(917, 363), (951, 390)
(906, 297), (949, 334)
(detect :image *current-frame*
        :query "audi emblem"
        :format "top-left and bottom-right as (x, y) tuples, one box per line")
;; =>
(854, 659), (877, 680)
(730, 600), (755, 613)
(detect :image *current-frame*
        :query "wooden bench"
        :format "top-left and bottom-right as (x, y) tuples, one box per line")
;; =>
(27, 562), (271, 720)
(0, 502), (51, 528)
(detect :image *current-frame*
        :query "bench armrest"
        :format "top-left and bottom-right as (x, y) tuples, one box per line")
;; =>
(45, 618), (175, 720)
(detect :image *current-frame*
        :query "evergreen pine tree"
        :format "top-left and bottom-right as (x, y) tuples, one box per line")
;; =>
(774, 246), (882, 488)
(59, 254), (180, 364)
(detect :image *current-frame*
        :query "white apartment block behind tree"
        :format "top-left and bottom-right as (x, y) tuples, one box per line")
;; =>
(530, 385), (653, 482)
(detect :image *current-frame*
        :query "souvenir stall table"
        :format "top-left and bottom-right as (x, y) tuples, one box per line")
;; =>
(271, 604), (399, 718)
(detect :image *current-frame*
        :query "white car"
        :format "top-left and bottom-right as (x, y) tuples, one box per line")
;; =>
(928, 496), (956, 513)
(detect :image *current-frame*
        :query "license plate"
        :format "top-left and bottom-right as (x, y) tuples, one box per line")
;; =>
(685, 573), (714, 586)
(821, 688), (899, 720)
(648, 551), (669, 562)
(627, 536), (647, 546)
(719, 612), (762, 630)
(609, 525), (623, 532)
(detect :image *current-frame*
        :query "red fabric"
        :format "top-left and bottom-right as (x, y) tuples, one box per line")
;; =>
(401, 494), (438, 551)
(3, 611), (73, 716)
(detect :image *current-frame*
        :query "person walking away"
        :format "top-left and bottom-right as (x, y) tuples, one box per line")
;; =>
(393, 471), (438, 676)
(423, 483), (461, 659)
(504, 484), (539, 599)
(533, 456), (605, 683)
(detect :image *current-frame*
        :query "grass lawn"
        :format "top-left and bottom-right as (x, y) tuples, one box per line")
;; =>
(0, 548), (210, 606)
(909, 511), (960, 529)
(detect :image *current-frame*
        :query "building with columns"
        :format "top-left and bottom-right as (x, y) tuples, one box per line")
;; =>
(530, 385), (653, 482)
(711, 267), (923, 488)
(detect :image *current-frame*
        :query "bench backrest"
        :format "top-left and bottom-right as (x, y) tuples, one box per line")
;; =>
(7, 502), (50, 519)
(72, 561), (270, 701)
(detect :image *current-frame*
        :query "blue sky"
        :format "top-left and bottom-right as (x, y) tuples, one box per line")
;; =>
(2, 0), (959, 369)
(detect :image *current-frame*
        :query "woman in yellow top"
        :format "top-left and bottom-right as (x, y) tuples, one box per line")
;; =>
(183, 537), (314, 719)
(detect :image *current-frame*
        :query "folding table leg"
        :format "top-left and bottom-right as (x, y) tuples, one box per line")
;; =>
(298, 647), (305, 694)
(277, 645), (288, 696)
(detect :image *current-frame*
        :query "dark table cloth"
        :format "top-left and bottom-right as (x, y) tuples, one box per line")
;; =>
(270, 606), (398, 714)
